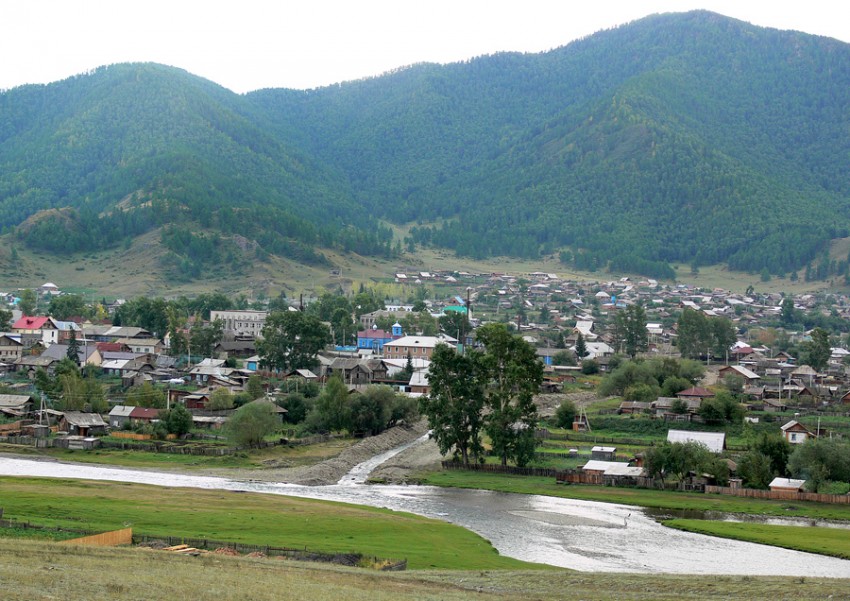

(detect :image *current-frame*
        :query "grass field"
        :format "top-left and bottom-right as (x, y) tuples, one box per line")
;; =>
(420, 471), (850, 521)
(664, 519), (850, 560)
(0, 477), (544, 571)
(1, 538), (849, 601)
(0, 437), (357, 471)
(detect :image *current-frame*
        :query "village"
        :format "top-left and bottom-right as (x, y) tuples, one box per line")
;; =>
(0, 271), (848, 500)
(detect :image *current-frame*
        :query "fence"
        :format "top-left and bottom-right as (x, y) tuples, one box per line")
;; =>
(62, 527), (133, 547)
(133, 534), (407, 570)
(0, 435), (53, 448)
(705, 485), (850, 504)
(441, 461), (559, 478)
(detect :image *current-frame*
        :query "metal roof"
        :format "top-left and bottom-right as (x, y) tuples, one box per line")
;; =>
(667, 429), (726, 453)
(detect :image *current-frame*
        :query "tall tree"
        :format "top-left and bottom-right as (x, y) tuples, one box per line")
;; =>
(805, 327), (831, 373)
(613, 304), (648, 359)
(256, 311), (331, 372)
(66, 328), (82, 365)
(476, 323), (543, 467)
(575, 332), (588, 359)
(420, 343), (485, 465)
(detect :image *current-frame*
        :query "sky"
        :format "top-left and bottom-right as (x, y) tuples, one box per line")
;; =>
(2, 1), (849, 94)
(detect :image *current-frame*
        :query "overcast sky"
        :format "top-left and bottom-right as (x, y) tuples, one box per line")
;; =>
(2, 1), (848, 94)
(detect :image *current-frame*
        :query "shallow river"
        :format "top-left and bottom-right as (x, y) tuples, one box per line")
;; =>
(2, 454), (850, 576)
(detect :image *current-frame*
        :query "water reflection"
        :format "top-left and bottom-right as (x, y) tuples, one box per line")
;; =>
(2, 456), (850, 576)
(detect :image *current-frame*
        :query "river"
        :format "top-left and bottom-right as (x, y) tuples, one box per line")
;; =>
(2, 454), (850, 576)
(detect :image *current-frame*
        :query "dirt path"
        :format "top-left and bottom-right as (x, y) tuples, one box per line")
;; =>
(198, 420), (434, 486)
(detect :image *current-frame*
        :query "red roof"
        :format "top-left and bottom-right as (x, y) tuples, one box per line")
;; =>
(676, 387), (715, 398)
(359, 329), (393, 339)
(12, 316), (50, 330)
(129, 407), (161, 420)
(96, 342), (128, 353)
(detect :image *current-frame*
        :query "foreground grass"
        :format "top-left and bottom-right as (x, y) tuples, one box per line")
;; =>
(0, 477), (541, 571)
(665, 519), (850, 560)
(0, 438), (357, 470)
(420, 471), (850, 521)
(1, 538), (848, 601)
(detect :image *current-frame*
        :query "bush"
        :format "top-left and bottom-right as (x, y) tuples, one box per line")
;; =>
(554, 399), (577, 429)
(581, 359), (599, 375)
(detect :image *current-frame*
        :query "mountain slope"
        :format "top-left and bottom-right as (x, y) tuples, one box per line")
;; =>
(248, 11), (850, 275)
(0, 63), (393, 270)
(3, 11), (850, 279)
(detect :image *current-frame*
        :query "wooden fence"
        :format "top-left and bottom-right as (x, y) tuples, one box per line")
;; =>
(133, 534), (406, 570)
(705, 485), (850, 504)
(441, 461), (559, 478)
(62, 527), (133, 547)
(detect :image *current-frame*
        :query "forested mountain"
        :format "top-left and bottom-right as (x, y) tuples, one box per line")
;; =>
(3, 11), (850, 278)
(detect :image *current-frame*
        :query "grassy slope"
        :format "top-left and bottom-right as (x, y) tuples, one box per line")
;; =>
(0, 224), (840, 301)
(664, 519), (850, 560)
(0, 477), (542, 571)
(2, 538), (849, 601)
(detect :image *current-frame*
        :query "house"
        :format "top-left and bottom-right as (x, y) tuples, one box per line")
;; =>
(13, 355), (59, 378)
(213, 338), (257, 360)
(382, 335), (451, 361)
(115, 337), (163, 355)
(108, 405), (134, 429)
(667, 429), (726, 453)
(780, 420), (815, 445)
(718, 365), (761, 384)
(40, 343), (102, 367)
(58, 411), (108, 436)
(327, 358), (375, 385)
(129, 406), (161, 425)
(618, 401), (651, 415)
(676, 387), (715, 401)
(409, 370), (430, 395)
(12, 316), (58, 346)
(0, 394), (34, 415)
(0, 334), (23, 363)
(357, 323), (403, 353)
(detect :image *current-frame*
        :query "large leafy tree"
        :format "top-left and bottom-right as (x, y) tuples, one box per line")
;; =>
(420, 343), (485, 465)
(189, 318), (224, 359)
(18, 289), (37, 316)
(227, 400), (279, 447)
(476, 323), (543, 467)
(612, 304), (648, 359)
(256, 311), (331, 372)
(49, 294), (90, 321)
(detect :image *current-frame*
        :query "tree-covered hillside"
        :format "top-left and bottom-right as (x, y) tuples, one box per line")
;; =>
(0, 63), (394, 264)
(250, 11), (850, 276)
(2, 11), (850, 277)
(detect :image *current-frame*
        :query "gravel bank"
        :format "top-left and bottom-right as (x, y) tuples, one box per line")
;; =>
(199, 420), (434, 486)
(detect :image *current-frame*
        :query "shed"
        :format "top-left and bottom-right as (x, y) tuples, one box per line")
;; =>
(591, 446), (616, 461)
(769, 477), (806, 492)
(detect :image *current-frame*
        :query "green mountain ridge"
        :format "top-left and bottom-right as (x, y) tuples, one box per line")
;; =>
(2, 11), (850, 278)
